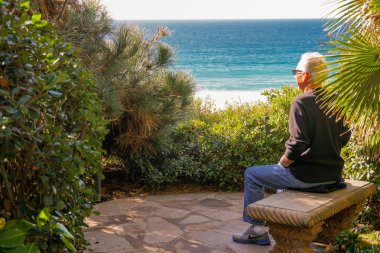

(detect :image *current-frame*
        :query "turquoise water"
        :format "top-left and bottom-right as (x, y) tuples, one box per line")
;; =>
(121, 19), (328, 91)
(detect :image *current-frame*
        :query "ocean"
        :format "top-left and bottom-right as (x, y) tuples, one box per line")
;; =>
(121, 19), (328, 106)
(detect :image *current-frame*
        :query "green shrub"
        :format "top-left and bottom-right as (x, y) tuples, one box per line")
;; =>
(0, 1), (107, 251)
(99, 26), (196, 187)
(341, 141), (380, 229)
(175, 86), (300, 190)
(334, 229), (380, 253)
(128, 86), (300, 190)
(334, 229), (361, 253)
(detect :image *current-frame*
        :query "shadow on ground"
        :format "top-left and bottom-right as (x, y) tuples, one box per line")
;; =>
(84, 192), (278, 253)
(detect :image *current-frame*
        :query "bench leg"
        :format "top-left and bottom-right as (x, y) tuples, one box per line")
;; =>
(316, 201), (364, 244)
(269, 222), (323, 253)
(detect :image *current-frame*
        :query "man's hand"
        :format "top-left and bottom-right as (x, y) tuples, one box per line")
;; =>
(278, 155), (294, 168)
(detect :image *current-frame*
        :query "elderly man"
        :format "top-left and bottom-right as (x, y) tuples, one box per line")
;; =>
(232, 52), (351, 245)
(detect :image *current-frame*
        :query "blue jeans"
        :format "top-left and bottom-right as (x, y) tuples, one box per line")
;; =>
(243, 164), (335, 225)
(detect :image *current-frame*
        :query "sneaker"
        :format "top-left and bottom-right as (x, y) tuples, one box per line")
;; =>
(232, 225), (271, 245)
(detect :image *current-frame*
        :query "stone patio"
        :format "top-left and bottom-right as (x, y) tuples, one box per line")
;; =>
(84, 192), (323, 253)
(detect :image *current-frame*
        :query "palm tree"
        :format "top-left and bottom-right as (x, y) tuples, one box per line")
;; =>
(321, 0), (380, 157)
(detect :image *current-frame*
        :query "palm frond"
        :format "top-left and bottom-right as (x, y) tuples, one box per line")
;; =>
(324, 0), (365, 35)
(321, 0), (380, 157)
(320, 30), (380, 150)
(325, 0), (380, 35)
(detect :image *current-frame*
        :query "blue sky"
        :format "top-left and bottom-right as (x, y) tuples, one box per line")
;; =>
(100, 0), (330, 20)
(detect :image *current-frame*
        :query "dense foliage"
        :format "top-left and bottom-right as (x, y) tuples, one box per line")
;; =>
(102, 26), (195, 153)
(334, 228), (380, 253)
(127, 86), (299, 190)
(343, 140), (380, 229)
(48, 1), (196, 180)
(0, 1), (107, 252)
(322, 0), (380, 156)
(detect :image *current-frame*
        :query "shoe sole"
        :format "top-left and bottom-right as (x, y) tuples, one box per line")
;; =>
(232, 238), (271, 245)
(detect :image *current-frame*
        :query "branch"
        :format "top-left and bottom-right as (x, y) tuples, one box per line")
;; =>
(0, 163), (21, 218)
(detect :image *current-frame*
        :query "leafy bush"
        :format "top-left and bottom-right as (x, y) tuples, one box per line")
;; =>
(334, 229), (380, 253)
(342, 141), (380, 186)
(97, 26), (196, 186)
(341, 141), (380, 229)
(127, 86), (300, 190)
(57, 1), (196, 185)
(334, 229), (361, 253)
(175, 86), (300, 190)
(0, 1), (107, 251)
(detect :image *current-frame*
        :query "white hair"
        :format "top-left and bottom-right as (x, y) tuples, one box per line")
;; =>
(296, 52), (328, 87)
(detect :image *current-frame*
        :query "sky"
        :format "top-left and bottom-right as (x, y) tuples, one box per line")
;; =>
(100, 0), (330, 20)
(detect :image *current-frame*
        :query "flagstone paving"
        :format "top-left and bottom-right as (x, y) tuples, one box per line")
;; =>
(84, 192), (322, 253)
(84, 192), (276, 253)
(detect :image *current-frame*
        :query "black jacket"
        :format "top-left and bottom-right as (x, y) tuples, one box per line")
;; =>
(284, 89), (351, 183)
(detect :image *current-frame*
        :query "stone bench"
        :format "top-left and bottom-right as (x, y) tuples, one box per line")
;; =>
(245, 179), (377, 253)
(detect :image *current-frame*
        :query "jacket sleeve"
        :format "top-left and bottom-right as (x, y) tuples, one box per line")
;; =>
(284, 99), (310, 161)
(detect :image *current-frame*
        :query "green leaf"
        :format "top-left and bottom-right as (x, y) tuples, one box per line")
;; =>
(15, 220), (35, 231)
(7, 244), (27, 253)
(19, 13), (30, 24)
(20, 105), (28, 115)
(55, 200), (65, 210)
(25, 243), (40, 253)
(20, 0), (30, 11)
(18, 95), (31, 105)
(2, 127), (12, 137)
(0, 228), (26, 248)
(36, 208), (50, 227)
(0, 117), (13, 125)
(11, 87), (20, 96)
(0, 88), (9, 96)
(43, 195), (53, 207)
(53, 223), (74, 240)
(34, 20), (48, 29)
(48, 90), (62, 98)
(81, 187), (93, 195)
(61, 237), (76, 252)
(56, 73), (68, 83)
(29, 108), (39, 120)
(5, 107), (18, 114)
(46, 73), (57, 86)
(79, 165), (85, 174)
(31, 14), (41, 22)
(4, 220), (35, 231)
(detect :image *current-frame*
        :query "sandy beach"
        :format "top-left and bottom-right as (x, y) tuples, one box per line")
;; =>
(195, 90), (267, 108)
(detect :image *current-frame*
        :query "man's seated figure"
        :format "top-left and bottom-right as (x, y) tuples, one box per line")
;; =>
(232, 52), (351, 245)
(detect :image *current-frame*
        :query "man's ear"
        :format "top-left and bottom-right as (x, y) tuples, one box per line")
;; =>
(303, 72), (309, 83)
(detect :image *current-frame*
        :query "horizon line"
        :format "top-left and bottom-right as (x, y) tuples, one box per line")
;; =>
(114, 18), (334, 21)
